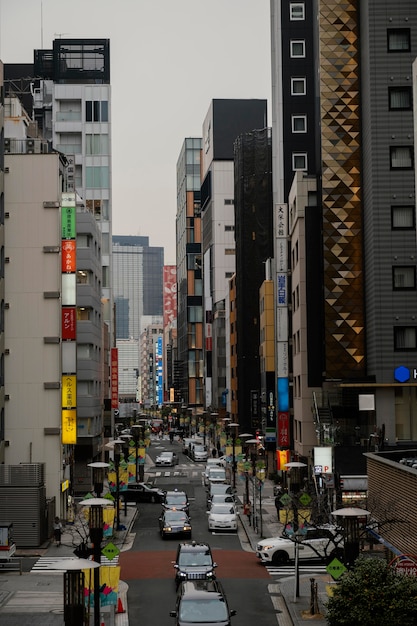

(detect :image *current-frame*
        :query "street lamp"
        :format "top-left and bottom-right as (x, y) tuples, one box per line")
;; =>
(332, 507), (371, 568)
(48, 558), (100, 626)
(79, 498), (113, 626)
(131, 424), (142, 482)
(229, 423), (239, 489)
(105, 438), (125, 531)
(87, 462), (110, 499)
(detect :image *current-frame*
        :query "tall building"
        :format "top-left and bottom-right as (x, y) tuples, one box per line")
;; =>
(270, 1), (417, 472)
(201, 100), (268, 414)
(0, 63), (5, 466)
(112, 235), (163, 403)
(176, 138), (203, 410)
(233, 128), (273, 434)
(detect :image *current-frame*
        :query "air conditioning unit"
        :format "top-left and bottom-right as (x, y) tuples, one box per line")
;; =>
(4, 139), (10, 153)
(26, 139), (41, 154)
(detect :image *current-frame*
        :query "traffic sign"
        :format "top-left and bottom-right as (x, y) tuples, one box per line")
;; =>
(326, 557), (347, 580)
(102, 541), (120, 561)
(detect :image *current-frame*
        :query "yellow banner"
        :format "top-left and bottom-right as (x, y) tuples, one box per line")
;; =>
(62, 375), (77, 409)
(62, 409), (77, 444)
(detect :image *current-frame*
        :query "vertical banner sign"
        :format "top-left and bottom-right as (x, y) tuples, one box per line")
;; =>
(111, 348), (119, 409)
(275, 204), (289, 452)
(61, 192), (77, 445)
(156, 337), (163, 407)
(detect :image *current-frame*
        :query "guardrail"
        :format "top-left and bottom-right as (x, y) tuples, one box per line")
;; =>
(0, 558), (23, 574)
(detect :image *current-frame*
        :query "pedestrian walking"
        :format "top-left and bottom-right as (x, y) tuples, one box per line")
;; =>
(53, 516), (63, 546)
(274, 493), (282, 521)
(243, 500), (252, 526)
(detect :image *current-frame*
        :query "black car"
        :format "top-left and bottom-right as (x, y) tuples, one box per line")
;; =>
(170, 579), (236, 626)
(159, 510), (192, 540)
(163, 490), (190, 514)
(173, 541), (217, 589)
(121, 482), (166, 503)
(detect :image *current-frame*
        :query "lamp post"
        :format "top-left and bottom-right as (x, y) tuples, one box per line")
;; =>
(131, 424), (141, 482)
(78, 498), (113, 626)
(48, 558), (100, 626)
(284, 461), (308, 599)
(87, 462), (110, 499)
(229, 423), (239, 489)
(332, 507), (370, 569)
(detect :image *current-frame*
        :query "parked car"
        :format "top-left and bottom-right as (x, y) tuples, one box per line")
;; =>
(163, 490), (190, 514)
(191, 445), (208, 462)
(156, 451), (179, 466)
(173, 541), (217, 589)
(256, 525), (343, 565)
(182, 437), (204, 456)
(121, 482), (166, 503)
(170, 579), (236, 626)
(207, 503), (238, 532)
(159, 510), (192, 539)
(206, 466), (227, 485)
(206, 484), (234, 508)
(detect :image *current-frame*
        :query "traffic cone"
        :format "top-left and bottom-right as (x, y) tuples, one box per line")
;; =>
(116, 597), (126, 614)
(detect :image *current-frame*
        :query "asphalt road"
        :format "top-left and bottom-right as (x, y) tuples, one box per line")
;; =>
(120, 439), (278, 626)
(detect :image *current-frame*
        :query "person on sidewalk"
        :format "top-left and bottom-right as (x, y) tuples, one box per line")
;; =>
(243, 500), (252, 526)
(53, 517), (63, 546)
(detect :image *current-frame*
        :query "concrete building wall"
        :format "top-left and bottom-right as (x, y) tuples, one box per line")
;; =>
(4, 152), (63, 508)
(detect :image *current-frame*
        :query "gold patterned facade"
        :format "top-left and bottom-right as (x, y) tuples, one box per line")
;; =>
(319, 0), (365, 378)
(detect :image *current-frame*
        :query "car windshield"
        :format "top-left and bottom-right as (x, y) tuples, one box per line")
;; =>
(179, 599), (227, 622)
(209, 469), (225, 478)
(165, 511), (187, 522)
(210, 505), (235, 515)
(178, 552), (213, 567)
(159, 452), (172, 458)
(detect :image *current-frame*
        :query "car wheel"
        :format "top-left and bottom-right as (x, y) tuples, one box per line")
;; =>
(271, 550), (290, 565)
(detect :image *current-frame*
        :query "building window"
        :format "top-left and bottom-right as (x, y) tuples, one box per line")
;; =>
(389, 87), (412, 110)
(390, 146), (413, 169)
(290, 2), (305, 20)
(225, 225), (235, 231)
(86, 166), (110, 188)
(292, 115), (307, 133)
(85, 100), (109, 122)
(394, 327), (417, 350)
(224, 199), (234, 205)
(387, 29), (411, 52)
(292, 152), (307, 171)
(291, 78), (306, 95)
(86, 134), (109, 155)
(393, 266), (416, 290)
(290, 40), (306, 58)
(391, 205), (415, 230)
(225, 248), (235, 255)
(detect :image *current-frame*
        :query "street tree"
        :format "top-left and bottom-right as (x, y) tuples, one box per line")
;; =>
(325, 556), (417, 625)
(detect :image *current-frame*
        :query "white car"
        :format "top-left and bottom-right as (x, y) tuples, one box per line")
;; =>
(203, 459), (225, 485)
(207, 494), (235, 509)
(192, 444), (208, 462)
(155, 451), (178, 466)
(206, 466), (227, 485)
(208, 503), (239, 532)
(256, 525), (343, 565)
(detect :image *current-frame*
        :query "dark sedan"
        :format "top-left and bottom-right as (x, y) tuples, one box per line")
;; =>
(159, 510), (192, 539)
(121, 482), (166, 503)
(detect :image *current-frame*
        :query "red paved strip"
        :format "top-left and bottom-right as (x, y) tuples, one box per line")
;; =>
(119, 549), (270, 580)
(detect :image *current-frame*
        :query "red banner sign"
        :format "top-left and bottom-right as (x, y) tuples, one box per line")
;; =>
(111, 348), (119, 409)
(62, 308), (76, 340)
(278, 412), (290, 447)
(62, 240), (76, 273)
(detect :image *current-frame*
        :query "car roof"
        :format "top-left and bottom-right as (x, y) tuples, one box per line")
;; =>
(178, 541), (211, 552)
(166, 490), (187, 497)
(180, 579), (223, 596)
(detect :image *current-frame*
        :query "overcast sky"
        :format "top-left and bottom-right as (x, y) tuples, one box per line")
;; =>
(0, 0), (272, 263)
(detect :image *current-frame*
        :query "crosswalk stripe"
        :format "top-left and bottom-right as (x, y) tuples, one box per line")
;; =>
(266, 564), (327, 576)
(0, 591), (63, 612)
(31, 555), (119, 574)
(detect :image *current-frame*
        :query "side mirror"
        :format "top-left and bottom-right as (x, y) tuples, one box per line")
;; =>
(170, 611), (177, 617)
(173, 564), (179, 569)
(230, 609), (237, 617)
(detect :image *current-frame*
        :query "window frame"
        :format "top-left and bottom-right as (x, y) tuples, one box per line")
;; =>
(391, 205), (415, 230)
(290, 40), (306, 58)
(292, 152), (308, 171)
(392, 266), (416, 291)
(390, 146), (414, 170)
(388, 86), (412, 111)
(290, 2), (305, 20)
(291, 77), (306, 96)
(394, 326), (417, 351)
(387, 28), (411, 53)
(291, 115), (307, 133)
